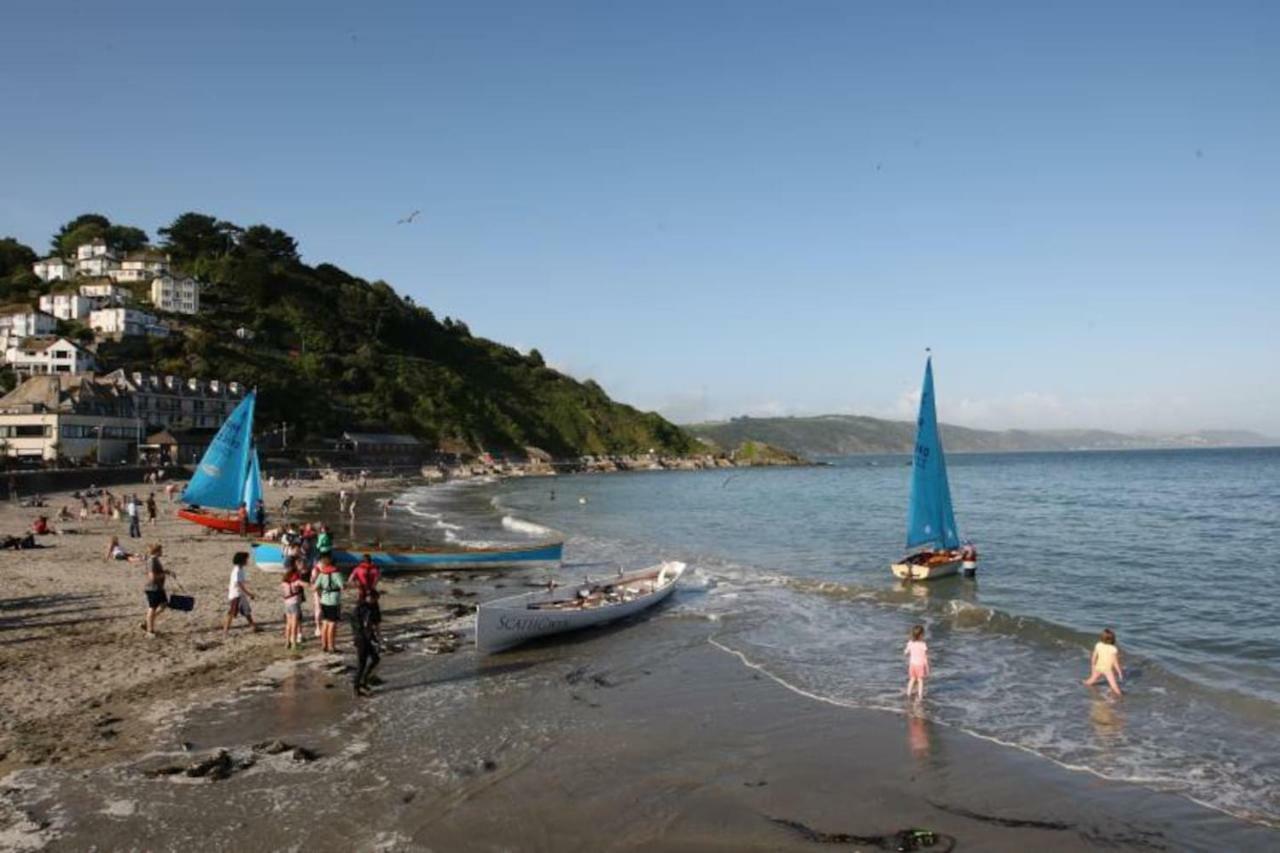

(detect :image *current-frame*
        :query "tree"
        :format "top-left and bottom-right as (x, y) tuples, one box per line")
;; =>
(106, 225), (149, 253)
(0, 237), (37, 279)
(159, 212), (238, 264)
(52, 213), (110, 255)
(239, 225), (299, 264)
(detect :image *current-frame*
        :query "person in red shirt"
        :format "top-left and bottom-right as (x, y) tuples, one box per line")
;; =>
(349, 554), (382, 632)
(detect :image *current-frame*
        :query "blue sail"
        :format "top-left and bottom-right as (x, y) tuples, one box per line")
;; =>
(905, 358), (960, 551)
(182, 391), (256, 510)
(241, 450), (263, 510)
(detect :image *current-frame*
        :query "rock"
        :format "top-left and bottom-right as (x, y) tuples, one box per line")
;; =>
(253, 740), (291, 755)
(185, 750), (231, 778)
(290, 746), (319, 762)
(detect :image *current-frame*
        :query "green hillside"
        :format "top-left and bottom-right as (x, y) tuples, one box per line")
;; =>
(687, 415), (1276, 456)
(1, 213), (696, 458)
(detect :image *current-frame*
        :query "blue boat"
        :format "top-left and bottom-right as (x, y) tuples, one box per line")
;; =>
(891, 354), (976, 580)
(178, 392), (266, 535)
(251, 539), (564, 574)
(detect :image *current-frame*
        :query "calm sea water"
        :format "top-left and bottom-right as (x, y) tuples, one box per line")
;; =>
(401, 448), (1280, 828)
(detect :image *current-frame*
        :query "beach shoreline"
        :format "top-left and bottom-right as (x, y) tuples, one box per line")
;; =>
(2, 468), (1277, 851)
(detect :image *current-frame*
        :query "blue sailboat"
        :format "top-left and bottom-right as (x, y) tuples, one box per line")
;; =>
(891, 356), (976, 580)
(178, 391), (265, 534)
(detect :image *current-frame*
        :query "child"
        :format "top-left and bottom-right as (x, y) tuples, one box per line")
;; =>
(223, 551), (259, 635)
(280, 559), (305, 649)
(904, 624), (930, 700)
(1083, 627), (1124, 695)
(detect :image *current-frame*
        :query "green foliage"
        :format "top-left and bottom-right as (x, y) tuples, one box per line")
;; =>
(94, 211), (697, 457)
(50, 213), (150, 256)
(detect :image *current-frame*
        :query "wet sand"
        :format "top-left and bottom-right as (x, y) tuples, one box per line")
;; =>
(2, 478), (1276, 851)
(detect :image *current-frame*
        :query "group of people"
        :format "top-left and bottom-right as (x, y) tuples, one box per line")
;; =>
(903, 625), (1125, 700)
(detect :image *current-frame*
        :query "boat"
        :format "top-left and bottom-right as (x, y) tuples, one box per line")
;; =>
(250, 539), (565, 573)
(891, 354), (977, 581)
(476, 561), (685, 653)
(177, 391), (265, 535)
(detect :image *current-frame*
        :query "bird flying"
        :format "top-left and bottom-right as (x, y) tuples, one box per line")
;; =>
(397, 210), (421, 225)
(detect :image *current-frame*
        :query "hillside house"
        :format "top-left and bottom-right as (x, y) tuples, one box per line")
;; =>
(3, 337), (97, 377)
(112, 249), (170, 283)
(32, 257), (75, 282)
(150, 273), (200, 314)
(38, 289), (94, 321)
(101, 370), (245, 431)
(0, 375), (138, 463)
(89, 306), (168, 339)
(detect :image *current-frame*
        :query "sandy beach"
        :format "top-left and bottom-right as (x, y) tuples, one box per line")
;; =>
(0, 472), (1274, 851)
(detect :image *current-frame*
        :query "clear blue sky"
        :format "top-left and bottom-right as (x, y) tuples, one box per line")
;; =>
(2, 1), (1276, 433)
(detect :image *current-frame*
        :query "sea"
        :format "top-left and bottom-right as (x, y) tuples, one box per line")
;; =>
(400, 447), (1280, 828)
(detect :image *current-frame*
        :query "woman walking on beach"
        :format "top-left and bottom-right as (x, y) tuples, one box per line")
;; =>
(313, 554), (344, 653)
(280, 559), (305, 649)
(142, 544), (168, 638)
(905, 624), (930, 701)
(146, 492), (158, 526)
(1083, 628), (1124, 696)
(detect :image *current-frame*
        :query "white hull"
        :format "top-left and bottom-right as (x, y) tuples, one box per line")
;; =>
(891, 558), (964, 581)
(476, 561), (685, 654)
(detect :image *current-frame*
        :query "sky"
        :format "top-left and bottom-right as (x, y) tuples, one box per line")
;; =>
(2, 1), (1276, 434)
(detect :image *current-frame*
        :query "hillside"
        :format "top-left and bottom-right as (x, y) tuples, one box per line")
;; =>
(1, 214), (696, 458)
(686, 415), (1276, 457)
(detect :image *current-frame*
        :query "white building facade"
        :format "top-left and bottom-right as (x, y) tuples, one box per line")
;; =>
(38, 291), (95, 321)
(150, 274), (200, 314)
(32, 257), (75, 282)
(89, 307), (169, 338)
(3, 337), (97, 376)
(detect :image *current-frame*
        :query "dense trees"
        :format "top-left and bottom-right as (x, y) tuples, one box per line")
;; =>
(50, 214), (150, 256)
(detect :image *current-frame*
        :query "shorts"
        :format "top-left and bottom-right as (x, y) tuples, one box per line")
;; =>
(145, 589), (168, 609)
(321, 603), (341, 623)
(228, 596), (252, 618)
(284, 600), (301, 617)
(908, 663), (927, 680)
(365, 602), (382, 625)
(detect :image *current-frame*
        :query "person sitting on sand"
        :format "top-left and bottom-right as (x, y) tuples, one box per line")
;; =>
(1083, 627), (1124, 696)
(31, 516), (49, 536)
(143, 544), (168, 638)
(105, 535), (139, 562)
(57, 505), (73, 523)
(223, 551), (259, 636)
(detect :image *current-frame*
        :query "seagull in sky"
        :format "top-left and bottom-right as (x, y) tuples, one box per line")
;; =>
(397, 210), (421, 225)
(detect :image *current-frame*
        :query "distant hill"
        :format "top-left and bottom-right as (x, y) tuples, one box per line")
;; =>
(686, 415), (1277, 457)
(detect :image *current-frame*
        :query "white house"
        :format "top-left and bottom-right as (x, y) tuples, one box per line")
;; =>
(89, 306), (169, 339)
(78, 279), (131, 305)
(3, 337), (97, 377)
(75, 239), (119, 277)
(0, 307), (58, 340)
(111, 249), (170, 283)
(38, 291), (94, 321)
(150, 274), (200, 314)
(32, 257), (75, 282)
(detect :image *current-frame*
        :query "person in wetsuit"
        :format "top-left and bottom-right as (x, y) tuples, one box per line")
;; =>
(350, 599), (381, 697)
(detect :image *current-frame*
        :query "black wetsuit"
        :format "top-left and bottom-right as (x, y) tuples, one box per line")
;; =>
(350, 601), (381, 694)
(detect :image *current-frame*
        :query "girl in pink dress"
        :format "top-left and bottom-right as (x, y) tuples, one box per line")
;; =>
(905, 624), (930, 700)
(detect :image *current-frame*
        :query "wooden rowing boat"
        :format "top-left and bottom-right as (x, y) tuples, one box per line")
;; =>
(476, 561), (685, 654)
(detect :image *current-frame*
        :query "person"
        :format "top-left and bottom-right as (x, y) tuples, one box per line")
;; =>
(316, 523), (332, 559)
(253, 498), (266, 532)
(164, 482), (177, 503)
(338, 488), (348, 514)
(904, 624), (930, 701)
(380, 498), (393, 519)
(143, 544), (168, 638)
(57, 505), (73, 523)
(146, 492), (158, 526)
(126, 495), (141, 539)
(1083, 627), (1124, 696)
(236, 502), (248, 537)
(350, 598), (381, 697)
(347, 499), (357, 521)
(105, 535), (138, 562)
(223, 551), (259, 635)
(31, 515), (49, 536)
(280, 559), (305, 649)
(280, 494), (293, 521)
(307, 548), (324, 637)
(313, 554), (343, 653)
(349, 553), (382, 631)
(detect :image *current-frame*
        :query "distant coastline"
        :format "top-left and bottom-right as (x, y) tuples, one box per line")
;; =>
(686, 414), (1277, 459)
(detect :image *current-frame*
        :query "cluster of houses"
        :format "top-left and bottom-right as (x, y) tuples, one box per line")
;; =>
(0, 370), (247, 465)
(1, 238), (203, 381)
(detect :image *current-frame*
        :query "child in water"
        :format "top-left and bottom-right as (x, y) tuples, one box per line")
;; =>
(904, 624), (930, 700)
(1083, 627), (1124, 695)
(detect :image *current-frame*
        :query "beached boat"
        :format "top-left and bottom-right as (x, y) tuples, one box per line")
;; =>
(178, 392), (265, 535)
(891, 354), (977, 581)
(250, 539), (564, 573)
(476, 561), (685, 653)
